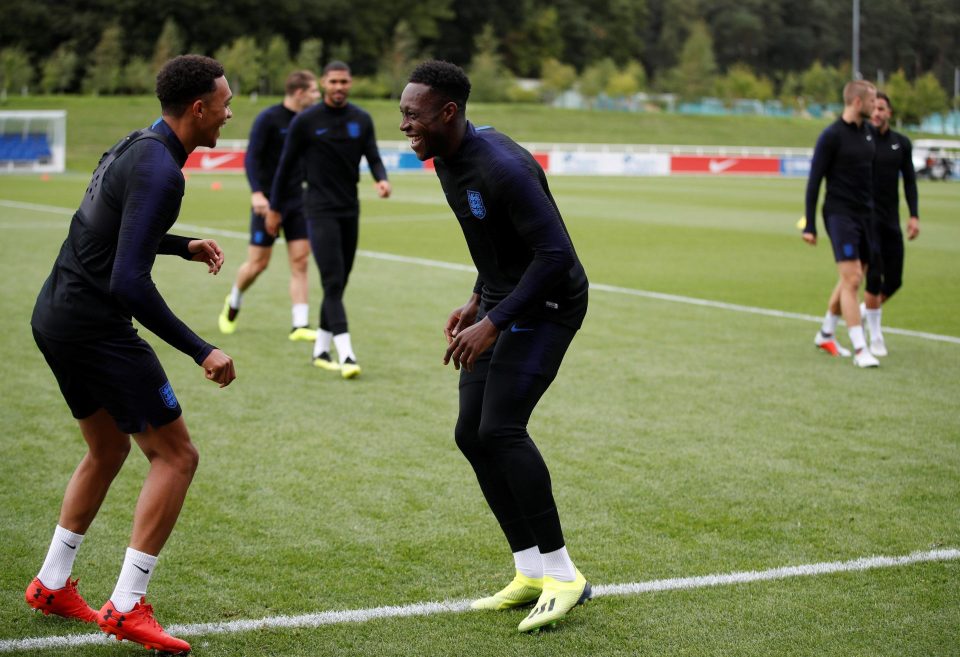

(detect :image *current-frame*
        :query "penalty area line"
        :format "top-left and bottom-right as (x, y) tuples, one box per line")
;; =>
(1, 548), (957, 653)
(2, 200), (959, 345)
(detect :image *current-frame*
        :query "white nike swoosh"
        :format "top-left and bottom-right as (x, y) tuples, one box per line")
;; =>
(200, 153), (239, 170)
(708, 159), (737, 173)
(891, 144), (901, 150)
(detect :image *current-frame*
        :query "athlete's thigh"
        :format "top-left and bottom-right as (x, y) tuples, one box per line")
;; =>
(249, 209), (277, 247)
(825, 214), (867, 262)
(307, 217), (345, 277)
(281, 205), (309, 242)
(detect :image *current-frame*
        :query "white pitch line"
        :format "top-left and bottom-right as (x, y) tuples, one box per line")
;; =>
(2, 548), (957, 653)
(2, 199), (959, 345)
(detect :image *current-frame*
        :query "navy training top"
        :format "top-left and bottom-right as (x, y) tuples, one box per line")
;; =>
(269, 102), (387, 216)
(32, 119), (214, 365)
(873, 127), (919, 225)
(434, 122), (589, 331)
(244, 103), (303, 210)
(804, 117), (876, 234)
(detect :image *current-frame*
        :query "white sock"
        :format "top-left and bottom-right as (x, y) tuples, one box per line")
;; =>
(110, 547), (158, 612)
(820, 311), (840, 336)
(36, 525), (85, 589)
(333, 332), (355, 363)
(864, 307), (882, 341)
(540, 546), (576, 582)
(229, 284), (242, 309)
(292, 303), (309, 328)
(313, 329), (334, 358)
(513, 546), (543, 579)
(848, 325), (868, 352)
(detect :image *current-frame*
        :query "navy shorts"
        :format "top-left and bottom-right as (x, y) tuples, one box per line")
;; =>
(249, 205), (308, 247)
(33, 328), (182, 434)
(824, 213), (873, 263)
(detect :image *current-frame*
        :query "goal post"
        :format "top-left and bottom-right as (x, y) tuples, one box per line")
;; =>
(0, 110), (66, 174)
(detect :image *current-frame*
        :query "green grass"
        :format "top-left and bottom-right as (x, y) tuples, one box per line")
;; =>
(1, 172), (958, 656)
(1, 94), (945, 173)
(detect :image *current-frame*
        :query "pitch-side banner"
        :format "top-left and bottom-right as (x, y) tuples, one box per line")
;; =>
(670, 155), (781, 175)
(184, 150), (245, 172)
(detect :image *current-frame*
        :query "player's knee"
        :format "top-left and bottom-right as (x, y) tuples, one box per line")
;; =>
(454, 420), (481, 457)
(476, 419), (525, 448)
(169, 441), (200, 478)
(883, 278), (902, 299)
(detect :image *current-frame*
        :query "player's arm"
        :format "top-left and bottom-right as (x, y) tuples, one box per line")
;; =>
(803, 131), (836, 243)
(900, 136), (920, 240)
(267, 113), (307, 217)
(363, 117), (391, 198)
(245, 112), (271, 215)
(110, 142), (218, 367)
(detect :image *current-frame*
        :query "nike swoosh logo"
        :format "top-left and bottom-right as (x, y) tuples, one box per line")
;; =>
(315, 128), (328, 136)
(133, 564), (150, 574)
(200, 153), (238, 170)
(891, 144), (900, 150)
(510, 324), (535, 333)
(708, 159), (737, 173)
(61, 540), (77, 550)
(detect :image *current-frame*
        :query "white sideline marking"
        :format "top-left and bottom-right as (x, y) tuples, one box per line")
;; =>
(2, 548), (957, 653)
(2, 199), (959, 345)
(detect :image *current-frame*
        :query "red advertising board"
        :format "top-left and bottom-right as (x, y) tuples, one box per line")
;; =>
(184, 150), (246, 172)
(670, 156), (781, 175)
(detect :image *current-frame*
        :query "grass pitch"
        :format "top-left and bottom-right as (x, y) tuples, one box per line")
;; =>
(0, 171), (958, 656)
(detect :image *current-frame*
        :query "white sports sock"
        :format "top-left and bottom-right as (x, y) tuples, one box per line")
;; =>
(513, 546), (543, 579)
(820, 311), (840, 336)
(848, 325), (868, 352)
(313, 329), (334, 358)
(540, 546), (576, 582)
(333, 332), (355, 364)
(864, 307), (883, 341)
(36, 525), (85, 589)
(110, 548), (158, 613)
(292, 303), (309, 328)
(229, 284), (242, 309)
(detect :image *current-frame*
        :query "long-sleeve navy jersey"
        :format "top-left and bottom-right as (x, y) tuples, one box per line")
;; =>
(269, 102), (387, 216)
(434, 123), (589, 331)
(244, 103), (303, 209)
(873, 127), (919, 225)
(804, 117), (876, 234)
(31, 119), (213, 365)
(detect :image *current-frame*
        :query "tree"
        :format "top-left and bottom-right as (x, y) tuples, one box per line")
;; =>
(606, 60), (647, 98)
(83, 24), (124, 95)
(296, 38), (323, 75)
(0, 47), (34, 95)
(468, 24), (514, 102)
(262, 35), (294, 95)
(151, 18), (184, 73)
(214, 37), (261, 96)
(578, 58), (618, 105)
(799, 60), (844, 105)
(540, 57), (577, 102)
(378, 20), (419, 99)
(41, 45), (79, 94)
(882, 69), (916, 124)
(122, 56), (154, 94)
(912, 71), (949, 121)
(660, 19), (717, 100)
(715, 63), (773, 102)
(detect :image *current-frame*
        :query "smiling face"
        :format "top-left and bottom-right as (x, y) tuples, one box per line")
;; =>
(322, 69), (352, 108)
(399, 82), (458, 161)
(198, 76), (233, 148)
(872, 95), (891, 132)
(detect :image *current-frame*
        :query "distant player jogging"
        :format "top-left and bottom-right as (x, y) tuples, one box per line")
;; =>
(803, 79), (880, 368)
(400, 60), (592, 633)
(268, 61), (391, 378)
(25, 55), (235, 655)
(219, 70), (320, 341)
(862, 91), (920, 356)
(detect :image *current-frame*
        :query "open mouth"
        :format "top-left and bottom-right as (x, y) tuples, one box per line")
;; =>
(407, 135), (422, 150)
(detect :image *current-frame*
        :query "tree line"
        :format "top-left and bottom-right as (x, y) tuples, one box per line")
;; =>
(0, 0), (956, 123)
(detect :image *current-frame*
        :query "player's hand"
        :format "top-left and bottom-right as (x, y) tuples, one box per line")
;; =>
(907, 216), (919, 240)
(444, 316), (497, 372)
(251, 191), (269, 217)
(802, 232), (817, 246)
(188, 239), (224, 274)
(444, 295), (480, 345)
(375, 180), (392, 198)
(265, 209), (282, 237)
(202, 349), (235, 388)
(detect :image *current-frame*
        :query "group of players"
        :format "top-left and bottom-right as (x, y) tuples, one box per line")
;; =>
(24, 56), (592, 654)
(803, 79), (920, 368)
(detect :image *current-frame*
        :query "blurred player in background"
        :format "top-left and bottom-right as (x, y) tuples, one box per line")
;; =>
(219, 70), (320, 340)
(862, 91), (920, 356)
(401, 60), (592, 633)
(802, 79), (880, 368)
(268, 61), (391, 379)
(26, 55), (235, 655)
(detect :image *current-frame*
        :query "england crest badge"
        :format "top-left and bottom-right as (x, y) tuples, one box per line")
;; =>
(467, 190), (486, 219)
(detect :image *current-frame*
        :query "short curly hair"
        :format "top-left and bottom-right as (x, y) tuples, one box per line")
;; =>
(408, 60), (471, 111)
(156, 55), (225, 116)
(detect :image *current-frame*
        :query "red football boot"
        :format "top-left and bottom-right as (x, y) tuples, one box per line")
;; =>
(25, 577), (98, 622)
(98, 597), (191, 655)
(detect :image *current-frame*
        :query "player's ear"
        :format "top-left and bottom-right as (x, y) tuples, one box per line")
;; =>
(191, 98), (204, 119)
(441, 101), (458, 123)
